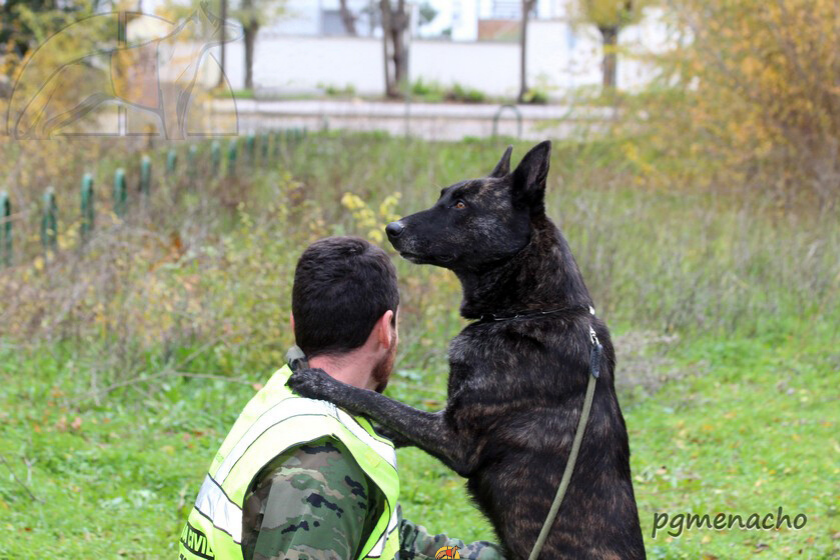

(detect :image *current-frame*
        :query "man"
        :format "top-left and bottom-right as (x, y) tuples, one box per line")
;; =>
(179, 236), (504, 560)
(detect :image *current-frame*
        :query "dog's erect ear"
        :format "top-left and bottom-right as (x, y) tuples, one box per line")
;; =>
(512, 141), (551, 213)
(488, 145), (513, 178)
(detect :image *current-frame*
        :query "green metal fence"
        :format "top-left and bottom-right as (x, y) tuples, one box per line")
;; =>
(41, 188), (58, 250)
(81, 173), (95, 239)
(0, 128), (307, 268)
(140, 155), (152, 198)
(114, 168), (127, 217)
(166, 149), (178, 175)
(227, 138), (238, 177)
(1, 192), (11, 266)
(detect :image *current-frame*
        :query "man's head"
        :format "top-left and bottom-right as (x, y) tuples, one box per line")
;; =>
(292, 236), (399, 392)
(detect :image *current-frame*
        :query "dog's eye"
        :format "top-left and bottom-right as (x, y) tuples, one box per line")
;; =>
(453, 200), (466, 210)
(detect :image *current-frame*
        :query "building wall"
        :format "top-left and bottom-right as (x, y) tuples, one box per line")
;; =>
(409, 39), (521, 97)
(218, 9), (670, 98)
(250, 35), (387, 94)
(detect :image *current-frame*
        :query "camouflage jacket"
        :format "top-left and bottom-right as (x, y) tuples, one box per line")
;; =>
(241, 436), (505, 560)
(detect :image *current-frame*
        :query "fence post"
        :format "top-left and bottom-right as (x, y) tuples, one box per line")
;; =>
(1, 191), (11, 267)
(227, 138), (238, 177)
(81, 173), (94, 239)
(211, 140), (221, 176)
(261, 133), (269, 164)
(274, 131), (281, 158)
(166, 148), (178, 175)
(114, 168), (127, 217)
(188, 145), (198, 182)
(246, 134), (255, 165)
(140, 155), (152, 197)
(41, 188), (57, 250)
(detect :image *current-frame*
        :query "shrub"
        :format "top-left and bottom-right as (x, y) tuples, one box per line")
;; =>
(520, 88), (549, 104)
(410, 78), (446, 102)
(641, 0), (840, 208)
(446, 83), (486, 103)
(319, 83), (357, 97)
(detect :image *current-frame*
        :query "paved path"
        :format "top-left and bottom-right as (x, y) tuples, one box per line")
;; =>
(213, 99), (614, 140)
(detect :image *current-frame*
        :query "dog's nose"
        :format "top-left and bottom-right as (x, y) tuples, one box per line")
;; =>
(385, 221), (405, 238)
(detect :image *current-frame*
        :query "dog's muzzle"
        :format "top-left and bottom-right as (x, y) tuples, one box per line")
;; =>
(385, 221), (405, 238)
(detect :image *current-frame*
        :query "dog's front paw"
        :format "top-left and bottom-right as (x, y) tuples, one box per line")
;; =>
(287, 368), (337, 400)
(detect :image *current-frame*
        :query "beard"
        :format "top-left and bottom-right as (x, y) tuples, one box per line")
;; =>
(371, 333), (397, 393)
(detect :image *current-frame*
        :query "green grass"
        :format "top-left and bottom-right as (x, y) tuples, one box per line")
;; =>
(631, 325), (838, 559)
(0, 323), (836, 558)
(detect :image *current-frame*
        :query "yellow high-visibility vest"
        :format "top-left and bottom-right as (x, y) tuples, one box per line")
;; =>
(178, 365), (400, 560)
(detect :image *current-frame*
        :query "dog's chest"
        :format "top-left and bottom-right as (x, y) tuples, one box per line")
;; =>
(446, 326), (523, 394)
(446, 331), (489, 384)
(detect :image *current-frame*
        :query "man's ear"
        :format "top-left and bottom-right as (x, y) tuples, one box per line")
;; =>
(512, 140), (551, 214)
(289, 312), (295, 332)
(488, 145), (514, 178)
(376, 310), (395, 349)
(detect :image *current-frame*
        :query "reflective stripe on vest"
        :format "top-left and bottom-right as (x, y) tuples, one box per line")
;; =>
(179, 365), (401, 560)
(213, 396), (396, 484)
(194, 474), (241, 542)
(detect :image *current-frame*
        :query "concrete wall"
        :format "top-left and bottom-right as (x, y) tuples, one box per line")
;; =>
(250, 36), (386, 94)
(409, 40), (521, 97)
(218, 10), (670, 98)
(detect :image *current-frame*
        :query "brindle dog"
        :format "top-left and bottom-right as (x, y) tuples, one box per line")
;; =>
(288, 141), (646, 559)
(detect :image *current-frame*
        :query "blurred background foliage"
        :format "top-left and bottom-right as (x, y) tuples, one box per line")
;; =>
(619, 0), (840, 207)
(1, 133), (835, 379)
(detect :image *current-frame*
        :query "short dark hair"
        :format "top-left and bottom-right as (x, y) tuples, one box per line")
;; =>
(292, 236), (399, 359)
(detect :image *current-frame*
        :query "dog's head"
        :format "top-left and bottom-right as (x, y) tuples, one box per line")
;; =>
(386, 141), (551, 271)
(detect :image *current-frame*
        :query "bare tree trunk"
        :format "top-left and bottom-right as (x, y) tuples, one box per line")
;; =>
(393, 0), (407, 88)
(518, 0), (536, 103)
(381, 0), (395, 97)
(244, 24), (257, 90)
(600, 26), (618, 90)
(339, 0), (357, 35)
(217, 0), (227, 88)
(243, 0), (258, 90)
(381, 0), (409, 99)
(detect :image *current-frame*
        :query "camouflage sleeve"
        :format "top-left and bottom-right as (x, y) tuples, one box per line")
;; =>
(241, 436), (379, 560)
(397, 508), (507, 560)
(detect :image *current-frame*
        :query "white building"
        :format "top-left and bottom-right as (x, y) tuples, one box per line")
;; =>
(141, 0), (674, 99)
(271, 1), (575, 41)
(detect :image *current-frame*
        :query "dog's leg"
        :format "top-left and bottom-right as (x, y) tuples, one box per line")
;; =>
(288, 368), (478, 476)
(372, 424), (413, 449)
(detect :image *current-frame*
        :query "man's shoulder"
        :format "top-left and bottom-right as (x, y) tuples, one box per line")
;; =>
(243, 436), (379, 559)
(233, 377), (347, 444)
(249, 436), (375, 518)
(260, 437), (362, 482)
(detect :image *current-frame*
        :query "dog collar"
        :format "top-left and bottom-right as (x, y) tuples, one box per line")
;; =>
(476, 304), (594, 323)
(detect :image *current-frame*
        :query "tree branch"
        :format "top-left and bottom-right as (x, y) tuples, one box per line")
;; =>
(0, 454), (42, 504)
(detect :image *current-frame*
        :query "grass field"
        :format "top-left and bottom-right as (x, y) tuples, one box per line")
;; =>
(0, 134), (837, 559)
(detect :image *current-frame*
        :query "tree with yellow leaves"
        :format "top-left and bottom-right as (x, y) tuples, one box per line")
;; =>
(649, 0), (840, 206)
(579, 0), (645, 90)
